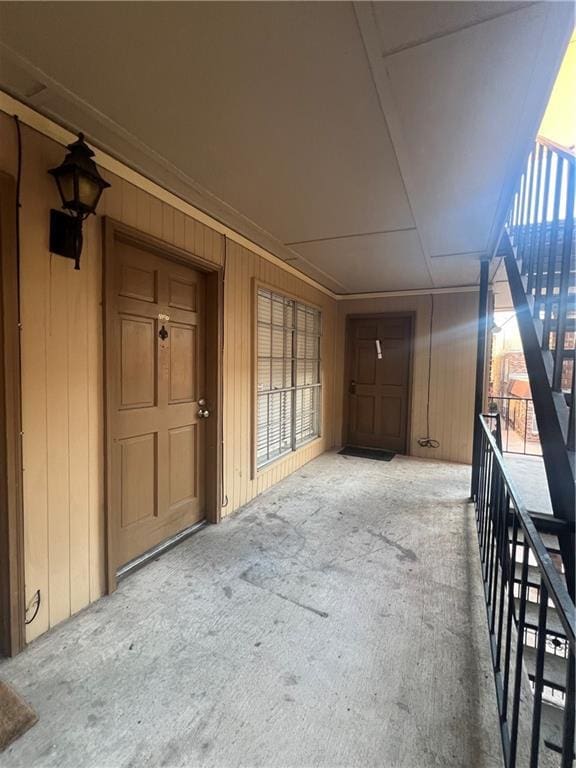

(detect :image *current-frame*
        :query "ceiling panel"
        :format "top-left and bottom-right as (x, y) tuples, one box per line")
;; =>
(0, 1), (414, 245)
(372, 1), (532, 56)
(291, 230), (433, 293)
(361, 1), (572, 262)
(428, 255), (481, 288)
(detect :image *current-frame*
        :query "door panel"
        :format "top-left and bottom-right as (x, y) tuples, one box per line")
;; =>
(169, 323), (197, 403)
(168, 424), (198, 510)
(347, 316), (412, 453)
(355, 395), (376, 434)
(108, 240), (206, 570)
(120, 315), (156, 408)
(119, 263), (157, 303)
(120, 433), (157, 527)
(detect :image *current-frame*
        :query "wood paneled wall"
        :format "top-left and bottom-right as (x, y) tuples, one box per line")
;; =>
(223, 241), (337, 512)
(0, 115), (337, 643)
(335, 292), (479, 464)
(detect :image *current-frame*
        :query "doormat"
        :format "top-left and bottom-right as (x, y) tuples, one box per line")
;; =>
(338, 446), (396, 462)
(0, 680), (37, 751)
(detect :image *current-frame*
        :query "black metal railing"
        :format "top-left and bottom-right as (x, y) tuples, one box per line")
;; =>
(475, 414), (575, 768)
(505, 137), (575, 450)
(488, 396), (542, 456)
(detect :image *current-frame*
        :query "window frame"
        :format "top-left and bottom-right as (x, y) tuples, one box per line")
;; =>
(252, 281), (322, 475)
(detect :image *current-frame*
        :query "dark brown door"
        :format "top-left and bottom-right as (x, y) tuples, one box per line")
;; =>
(107, 240), (206, 570)
(346, 315), (412, 453)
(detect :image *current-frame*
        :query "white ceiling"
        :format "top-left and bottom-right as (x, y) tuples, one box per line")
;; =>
(0, 1), (571, 294)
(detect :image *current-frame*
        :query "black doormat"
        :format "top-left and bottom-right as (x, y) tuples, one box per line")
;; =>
(338, 446), (396, 462)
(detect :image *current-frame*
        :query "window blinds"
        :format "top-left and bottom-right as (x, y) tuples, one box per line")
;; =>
(256, 288), (321, 468)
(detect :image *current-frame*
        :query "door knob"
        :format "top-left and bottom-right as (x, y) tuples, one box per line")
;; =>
(197, 408), (210, 419)
(349, 380), (357, 394)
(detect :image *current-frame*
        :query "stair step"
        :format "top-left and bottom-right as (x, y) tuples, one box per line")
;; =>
(512, 529), (562, 554)
(515, 598), (566, 637)
(514, 562), (545, 588)
(541, 701), (575, 758)
(523, 644), (568, 690)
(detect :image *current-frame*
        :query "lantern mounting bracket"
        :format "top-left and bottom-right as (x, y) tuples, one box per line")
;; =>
(49, 209), (85, 270)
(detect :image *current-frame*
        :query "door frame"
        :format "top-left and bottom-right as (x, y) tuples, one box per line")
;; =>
(0, 172), (26, 656)
(342, 312), (415, 454)
(102, 218), (223, 593)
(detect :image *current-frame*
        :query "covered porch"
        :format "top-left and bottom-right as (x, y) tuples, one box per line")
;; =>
(0, 453), (501, 768)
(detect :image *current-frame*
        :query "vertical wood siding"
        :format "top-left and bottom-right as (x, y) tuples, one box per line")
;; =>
(335, 292), (479, 464)
(0, 116), (337, 642)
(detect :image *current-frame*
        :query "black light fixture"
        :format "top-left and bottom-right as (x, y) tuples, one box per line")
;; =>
(48, 132), (110, 270)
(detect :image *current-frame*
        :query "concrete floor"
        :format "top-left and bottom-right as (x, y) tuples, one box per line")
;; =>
(504, 453), (552, 515)
(0, 452), (503, 768)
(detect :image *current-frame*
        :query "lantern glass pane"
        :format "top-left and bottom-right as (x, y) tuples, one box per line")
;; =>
(57, 172), (76, 207)
(78, 174), (101, 211)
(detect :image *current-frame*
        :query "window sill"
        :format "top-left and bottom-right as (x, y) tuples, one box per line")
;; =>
(255, 435), (323, 477)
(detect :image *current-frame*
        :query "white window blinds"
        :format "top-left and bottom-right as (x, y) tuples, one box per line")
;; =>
(256, 288), (321, 468)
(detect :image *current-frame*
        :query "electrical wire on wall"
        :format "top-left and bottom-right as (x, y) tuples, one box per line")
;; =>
(417, 293), (440, 449)
(13, 115), (41, 625)
(220, 237), (228, 510)
(14, 116), (22, 322)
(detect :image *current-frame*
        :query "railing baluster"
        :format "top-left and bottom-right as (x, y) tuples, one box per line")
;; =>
(519, 152), (534, 265)
(514, 174), (525, 244)
(568, 359), (575, 451)
(529, 580), (548, 767)
(561, 650), (575, 768)
(481, 446), (493, 561)
(534, 148), (553, 315)
(512, 181), (521, 241)
(552, 158), (575, 391)
(503, 513), (519, 725)
(490, 468), (505, 634)
(495, 489), (510, 671)
(509, 539), (530, 767)
(543, 153), (565, 351)
(527, 144), (545, 294)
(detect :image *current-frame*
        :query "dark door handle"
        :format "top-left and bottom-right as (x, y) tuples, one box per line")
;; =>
(349, 380), (356, 395)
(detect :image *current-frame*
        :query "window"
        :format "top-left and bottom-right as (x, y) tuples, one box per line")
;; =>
(256, 288), (321, 468)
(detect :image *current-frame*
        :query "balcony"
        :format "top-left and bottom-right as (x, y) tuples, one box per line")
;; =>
(0, 452), (502, 767)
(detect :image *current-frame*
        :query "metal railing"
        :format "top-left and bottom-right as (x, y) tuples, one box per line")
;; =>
(475, 414), (575, 767)
(488, 396), (542, 456)
(505, 137), (575, 450)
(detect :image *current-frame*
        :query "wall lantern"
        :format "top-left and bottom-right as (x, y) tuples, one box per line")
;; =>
(48, 132), (110, 270)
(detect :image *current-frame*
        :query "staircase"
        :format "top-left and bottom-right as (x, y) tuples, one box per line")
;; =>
(501, 136), (575, 584)
(477, 137), (575, 767)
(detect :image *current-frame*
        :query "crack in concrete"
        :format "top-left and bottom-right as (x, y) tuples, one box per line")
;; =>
(239, 569), (329, 619)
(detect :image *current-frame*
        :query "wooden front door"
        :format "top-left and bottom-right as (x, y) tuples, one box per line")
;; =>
(106, 239), (206, 571)
(346, 315), (412, 453)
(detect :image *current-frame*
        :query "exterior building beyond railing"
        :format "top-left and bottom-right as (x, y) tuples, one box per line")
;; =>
(489, 396), (542, 456)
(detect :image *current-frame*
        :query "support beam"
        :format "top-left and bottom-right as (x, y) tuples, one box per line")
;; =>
(470, 258), (490, 500)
